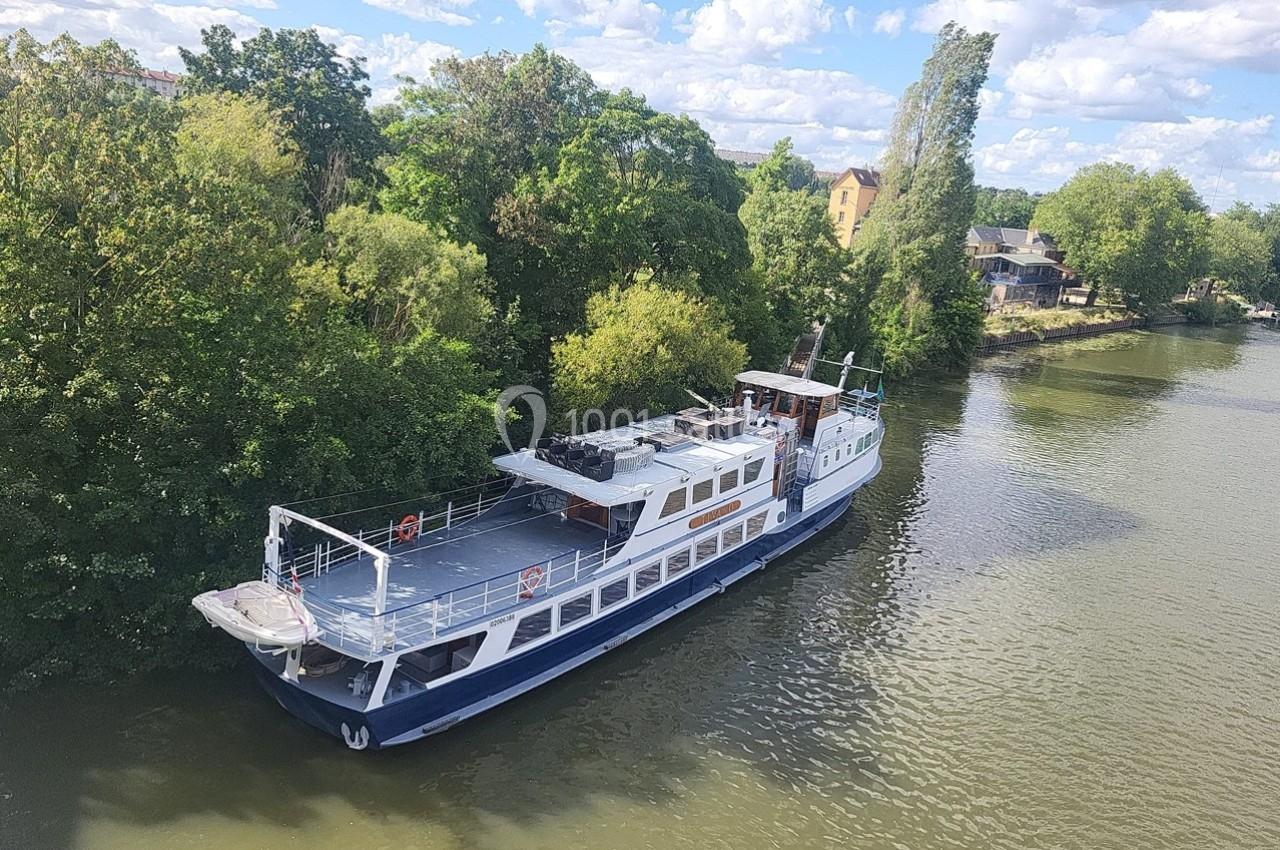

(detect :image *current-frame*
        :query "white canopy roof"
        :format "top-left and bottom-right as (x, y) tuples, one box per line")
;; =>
(735, 370), (842, 397)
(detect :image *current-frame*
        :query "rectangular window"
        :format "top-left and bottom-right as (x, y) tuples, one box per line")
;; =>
(508, 608), (552, 650)
(635, 562), (661, 593)
(599, 576), (629, 610)
(666, 547), (691, 578)
(722, 523), (744, 550)
(840, 189), (848, 204)
(744, 458), (765, 483)
(558, 593), (592, 628)
(659, 487), (686, 518)
(837, 210), (845, 223)
(696, 535), (718, 564)
(691, 479), (714, 504)
(719, 469), (739, 493)
(746, 511), (767, 539)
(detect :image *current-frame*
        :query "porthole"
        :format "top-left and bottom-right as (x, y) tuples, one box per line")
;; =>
(777, 511), (786, 523)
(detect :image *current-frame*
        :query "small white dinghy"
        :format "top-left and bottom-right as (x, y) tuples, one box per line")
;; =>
(192, 581), (320, 648)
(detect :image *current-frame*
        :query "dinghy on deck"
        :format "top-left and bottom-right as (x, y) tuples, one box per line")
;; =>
(192, 581), (319, 649)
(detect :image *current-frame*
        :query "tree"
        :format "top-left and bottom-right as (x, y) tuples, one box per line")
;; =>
(0, 34), (496, 688)
(841, 23), (994, 375)
(973, 186), (1038, 228)
(493, 89), (749, 337)
(739, 139), (849, 362)
(1220, 202), (1280, 304)
(296, 206), (496, 345)
(1208, 215), (1273, 300)
(1032, 163), (1210, 308)
(181, 25), (382, 221)
(749, 138), (818, 193)
(551, 283), (747, 416)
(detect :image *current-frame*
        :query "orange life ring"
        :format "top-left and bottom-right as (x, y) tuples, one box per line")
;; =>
(518, 565), (545, 599)
(396, 514), (419, 543)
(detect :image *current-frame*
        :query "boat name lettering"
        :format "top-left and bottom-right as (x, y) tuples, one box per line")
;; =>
(489, 612), (517, 628)
(688, 500), (741, 529)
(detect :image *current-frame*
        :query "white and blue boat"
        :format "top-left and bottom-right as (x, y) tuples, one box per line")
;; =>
(193, 354), (884, 750)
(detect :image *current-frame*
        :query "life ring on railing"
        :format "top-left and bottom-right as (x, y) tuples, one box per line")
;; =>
(396, 514), (420, 543)
(518, 565), (545, 599)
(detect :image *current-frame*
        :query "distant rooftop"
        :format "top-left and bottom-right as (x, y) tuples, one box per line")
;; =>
(969, 227), (1056, 249)
(716, 148), (841, 181)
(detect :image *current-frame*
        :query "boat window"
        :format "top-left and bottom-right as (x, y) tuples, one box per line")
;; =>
(666, 547), (691, 577)
(823, 455), (829, 468)
(746, 512), (767, 539)
(559, 592), (593, 628)
(659, 487), (686, 518)
(696, 535), (718, 564)
(635, 562), (661, 593)
(599, 577), (629, 610)
(509, 608), (552, 650)
(722, 523), (744, 550)
(719, 469), (738, 492)
(835, 448), (841, 460)
(744, 458), (765, 483)
(691, 478), (714, 504)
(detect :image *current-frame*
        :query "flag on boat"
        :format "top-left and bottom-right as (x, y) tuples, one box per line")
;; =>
(876, 377), (885, 401)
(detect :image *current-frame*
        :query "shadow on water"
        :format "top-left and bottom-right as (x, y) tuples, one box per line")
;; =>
(1, 326), (1238, 850)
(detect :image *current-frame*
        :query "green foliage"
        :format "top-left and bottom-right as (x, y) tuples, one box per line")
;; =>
(1215, 202), (1280, 304)
(551, 283), (747, 416)
(297, 206), (496, 345)
(180, 25), (382, 221)
(1208, 215), (1274, 300)
(1177, 295), (1248, 324)
(739, 140), (849, 360)
(749, 138), (819, 193)
(844, 23), (994, 375)
(973, 186), (1039, 228)
(0, 34), (495, 688)
(1032, 163), (1210, 309)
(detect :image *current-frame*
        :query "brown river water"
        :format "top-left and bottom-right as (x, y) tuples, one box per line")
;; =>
(2, 323), (1279, 849)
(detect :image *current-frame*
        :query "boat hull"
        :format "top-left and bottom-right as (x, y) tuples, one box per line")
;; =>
(252, 486), (861, 749)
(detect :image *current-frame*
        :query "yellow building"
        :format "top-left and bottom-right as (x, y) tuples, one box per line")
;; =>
(827, 167), (881, 248)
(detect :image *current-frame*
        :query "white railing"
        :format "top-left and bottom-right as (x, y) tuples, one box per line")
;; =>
(299, 538), (628, 658)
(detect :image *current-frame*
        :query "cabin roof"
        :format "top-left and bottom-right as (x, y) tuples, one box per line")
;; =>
(491, 415), (774, 506)
(735, 370), (842, 397)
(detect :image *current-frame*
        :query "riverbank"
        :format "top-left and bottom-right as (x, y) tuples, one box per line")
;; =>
(980, 309), (1188, 352)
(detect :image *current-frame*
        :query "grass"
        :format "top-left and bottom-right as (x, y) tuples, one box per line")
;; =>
(984, 306), (1135, 337)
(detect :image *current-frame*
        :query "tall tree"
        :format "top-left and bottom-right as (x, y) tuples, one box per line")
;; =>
(1032, 163), (1210, 308)
(551, 283), (747, 416)
(496, 90), (748, 312)
(749, 138), (819, 193)
(739, 138), (849, 363)
(842, 23), (994, 374)
(181, 25), (382, 221)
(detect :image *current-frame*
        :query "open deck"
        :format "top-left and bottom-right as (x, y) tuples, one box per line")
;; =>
(299, 509), (607, 613)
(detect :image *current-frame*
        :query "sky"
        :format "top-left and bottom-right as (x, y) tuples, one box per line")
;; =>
(5, 0), (1280, 209)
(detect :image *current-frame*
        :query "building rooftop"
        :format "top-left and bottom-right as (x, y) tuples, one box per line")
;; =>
(968, 227), (1057, 250)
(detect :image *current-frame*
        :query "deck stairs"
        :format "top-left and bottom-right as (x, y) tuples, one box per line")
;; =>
(781, 322), (826, 380)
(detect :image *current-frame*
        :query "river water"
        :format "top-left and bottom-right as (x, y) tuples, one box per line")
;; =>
(3, 324), (1279, 850)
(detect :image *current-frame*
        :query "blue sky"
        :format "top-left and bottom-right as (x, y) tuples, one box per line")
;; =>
(6, 0), (1280, 209)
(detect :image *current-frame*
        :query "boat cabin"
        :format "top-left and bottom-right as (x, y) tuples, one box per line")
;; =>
(734, 370), (843, 441)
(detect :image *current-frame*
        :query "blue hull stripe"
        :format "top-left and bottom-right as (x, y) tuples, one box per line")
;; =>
(254, 491), (856, 749)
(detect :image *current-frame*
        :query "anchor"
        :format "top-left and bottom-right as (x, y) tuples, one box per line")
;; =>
(340, 722), (370, 750)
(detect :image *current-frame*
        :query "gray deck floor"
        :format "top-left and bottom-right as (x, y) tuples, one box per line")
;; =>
(299, 511), (607, 613)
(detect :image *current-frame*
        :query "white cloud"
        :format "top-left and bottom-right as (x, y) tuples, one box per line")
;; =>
(913, 0), (1106, 69)
(361, 0), (475, 27)
(841, 5), (855, 30)
(0, 0), (262, 70)
(975, 117), (1280, 209)
(515, 0), (663, 38)
(687, 0), (835, 60)
(562, 35), (894, 170)
(314, 27), (459, 103)
(873, 8), (903, 37)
